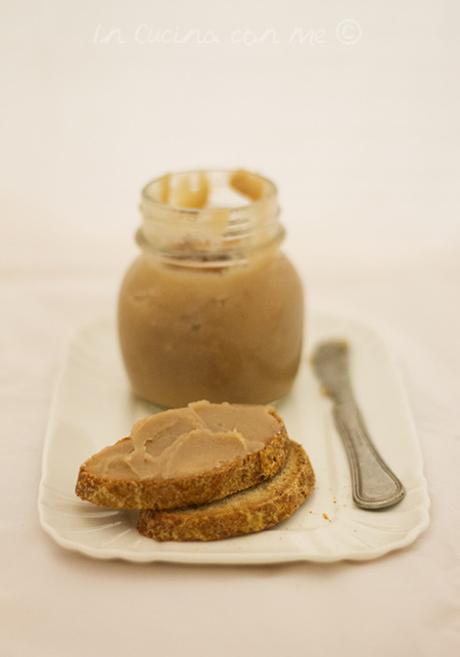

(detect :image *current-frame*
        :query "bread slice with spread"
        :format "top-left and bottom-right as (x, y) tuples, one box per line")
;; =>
(75, 401), (289, 511)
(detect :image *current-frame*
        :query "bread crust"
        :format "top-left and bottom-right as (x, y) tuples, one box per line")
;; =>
(137, 440), (315, 541)
(75, 410), (289, 511)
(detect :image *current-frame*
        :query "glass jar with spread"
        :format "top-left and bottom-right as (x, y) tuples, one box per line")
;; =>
(118, 169), (304, 407)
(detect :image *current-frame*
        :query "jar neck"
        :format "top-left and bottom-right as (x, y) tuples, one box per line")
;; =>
(137, 169), (284, 269)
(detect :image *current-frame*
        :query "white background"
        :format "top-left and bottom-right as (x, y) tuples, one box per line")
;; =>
(1, 1), (459, 656)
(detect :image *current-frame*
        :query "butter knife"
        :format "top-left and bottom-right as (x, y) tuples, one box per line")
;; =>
(312, 340), (405, 510)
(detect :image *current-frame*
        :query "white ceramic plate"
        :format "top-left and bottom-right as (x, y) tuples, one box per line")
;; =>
(38, 315), (430, 564)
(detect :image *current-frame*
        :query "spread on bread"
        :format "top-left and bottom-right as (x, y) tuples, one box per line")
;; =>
(75, 401), (289, 512)
(75, 401), (315, 541)
(84, 401), (280, 481)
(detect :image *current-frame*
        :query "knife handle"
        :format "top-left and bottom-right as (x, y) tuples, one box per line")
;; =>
(332, 402), (405, 510)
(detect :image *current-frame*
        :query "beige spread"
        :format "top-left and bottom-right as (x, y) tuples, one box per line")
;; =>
(118, 169), (304, 407)
(85, 401), (280, 481)
(157, 169), (263, 209)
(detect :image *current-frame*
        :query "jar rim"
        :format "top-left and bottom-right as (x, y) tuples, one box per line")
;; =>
(141, 168), (278, 216)
(138, 169), (283, 265)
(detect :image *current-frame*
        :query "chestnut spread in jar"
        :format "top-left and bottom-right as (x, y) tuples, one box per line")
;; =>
(118, 169), (304, 407)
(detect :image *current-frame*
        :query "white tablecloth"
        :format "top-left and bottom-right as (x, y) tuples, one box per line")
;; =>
(1, 1), (459, 655)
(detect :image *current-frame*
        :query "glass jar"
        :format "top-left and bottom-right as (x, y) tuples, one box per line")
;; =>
(118, 169), (304, 407)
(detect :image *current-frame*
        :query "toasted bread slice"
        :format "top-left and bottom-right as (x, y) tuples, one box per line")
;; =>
(137, 440), (315, 541)
(75, 403), (289, 511)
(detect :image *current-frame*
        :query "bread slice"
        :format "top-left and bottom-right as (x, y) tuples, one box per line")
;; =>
(75, 404), (289, 511)
(137, 440), (315, 541)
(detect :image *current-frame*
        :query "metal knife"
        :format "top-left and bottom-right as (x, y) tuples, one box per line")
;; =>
(312, 340), (405, 510)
